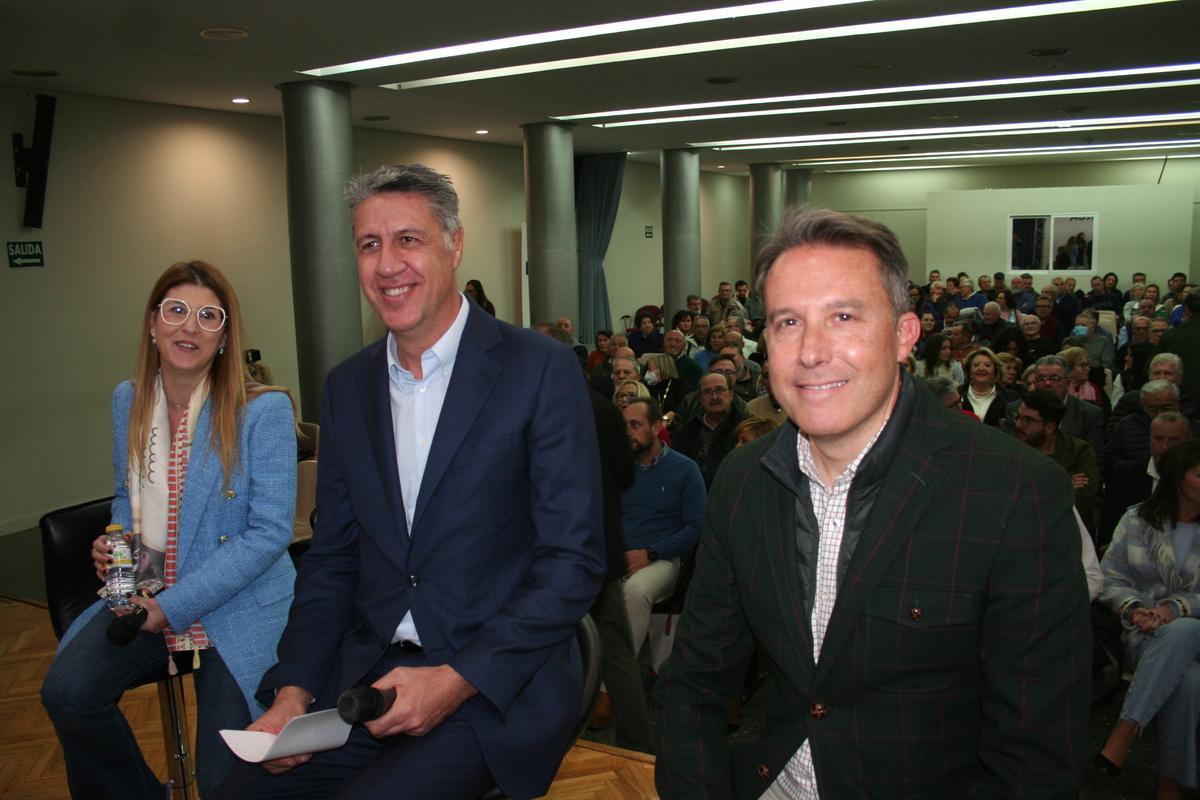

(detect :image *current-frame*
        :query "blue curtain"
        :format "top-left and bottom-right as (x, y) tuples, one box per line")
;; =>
(574, 153), (625, 343)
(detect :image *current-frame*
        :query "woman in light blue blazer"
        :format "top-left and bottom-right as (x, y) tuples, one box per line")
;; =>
(1096, 439), (1200, 798)
(41, 261), (297, 800)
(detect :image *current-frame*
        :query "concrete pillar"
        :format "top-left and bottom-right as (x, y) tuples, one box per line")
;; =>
(660, 149), (701, 326)
(784, 168), (813, 210)
(280, 80), (362, 422)
(749, 162), (783, 270)
(522, 122), (578, 325)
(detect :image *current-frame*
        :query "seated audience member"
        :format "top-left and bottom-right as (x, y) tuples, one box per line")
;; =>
(718, 345), (761, 403)
(724, 325), (757, 362)
(746, 362), (788, 427)
(1148, 316), (1169, 348)
(942, 300), (961, 327)
(1013, 274), (1037, 314)
(556, 316), (586, 356)
(953, 277), (987, 312)
(641, 352), (692, 417)
(663, 329), (702, 386)
(693, 324), (726, 372)
(1083, 274), (1122, 321)
(688, 314), (710, 354)
(1118, 309), (1151, 354)
(977, 302), (1012, 347)
(1158, 292), (1200, 398)
(613, 380), (651, 412)
(670, 309), (694, 340)
(925, 376), (976, 417)
(1014, 390), (1100, 527)
(735, 279), (765, 333)
(733, 416), (779, 448)
(1112, 352), (1193, 429)
(994, 289), (1018, 324)
(1121, 281), (1146, 324)
(685, 294), (705, 318)
(1060, 346), (1104, 407)
(922, 280), (949, 323)
(1005, 355), (1104, 455)
(916, 311), (939, 351)
(672, 371), (746, 488)
(628, 312), (664, 358)
(995, 352), (1025, 398)
(709, 281), (747, 323)
(1021, 312), (1059, 361)
(1168, 285), (1198, 326)
(991, 324), (1031, 366)
(588, 328), (614, 372)
(620, 399), (706, 660)
(669, 356), (749, 429)
(1104, 380), (1183, 480)
(1095, 439), (1200, 798)
(1112, 340), (1155, 404)
(463, 278), (496, 315)
(950, 320), (981, 364)
(1100, 411), (1193, 548)
(594, 352), (640, 399)
(912, 332), (963, 385)
(959, 348), (1018, 427)
(1073, 309), (1116, 373)
(1034, 293), (1063, 345)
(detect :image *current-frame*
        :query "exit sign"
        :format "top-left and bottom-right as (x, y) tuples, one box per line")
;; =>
(7, 241), (45, 268)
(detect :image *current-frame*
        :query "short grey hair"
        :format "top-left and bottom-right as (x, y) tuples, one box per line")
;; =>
(753, 207), (909, 319)
(1153, 410), (1188, 428)
(1140, 379), (1180, 401)
(1035, 355), (1068, 373)
(344, 164), (462, 242)
(924, 376), (959, 401)
(1150, 352), (1184, 376)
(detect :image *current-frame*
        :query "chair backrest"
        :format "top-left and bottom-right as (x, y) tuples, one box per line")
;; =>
(293, 459), (318, 542)
(40, 497), (113, 640)
(1097, 309), (1118, 342)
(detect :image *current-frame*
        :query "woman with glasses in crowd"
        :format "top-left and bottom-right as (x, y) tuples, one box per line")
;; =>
(42, 261), (297, 800)
(1096, 439), (1200, 800)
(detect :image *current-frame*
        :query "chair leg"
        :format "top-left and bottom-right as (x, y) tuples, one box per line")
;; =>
(157, 675), (195, 800)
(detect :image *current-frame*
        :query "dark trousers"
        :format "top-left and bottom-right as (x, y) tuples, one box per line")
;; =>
(212, 647), (494, 800)
(591, 580), (654, 752)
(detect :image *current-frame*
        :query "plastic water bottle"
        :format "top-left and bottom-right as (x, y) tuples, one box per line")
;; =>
(104, 524), (136, 610)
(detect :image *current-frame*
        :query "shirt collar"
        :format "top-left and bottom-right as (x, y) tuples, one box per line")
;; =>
(386, 293), (470, 386)
(638, 444), (670, 470)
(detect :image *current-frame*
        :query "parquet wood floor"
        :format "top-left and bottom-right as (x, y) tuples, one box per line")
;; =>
(0, 597), (658, 799)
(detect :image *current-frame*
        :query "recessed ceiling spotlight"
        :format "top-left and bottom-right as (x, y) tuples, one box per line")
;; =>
(11, 69), (60, 78)
(717, 164), (726, 168)
(475, 129), (489, 135)
(929, 114), (959, 120)
(200, 27), (249, 41)
(853, 62), (892, 70)
(1028, 47), (1068, 57)
(231, 97), (251, 104)
(362, 115), (391, 122)
(706, 76), (740, 85)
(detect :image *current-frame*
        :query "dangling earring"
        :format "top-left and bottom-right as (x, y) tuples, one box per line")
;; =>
(218, 345), (225, 355)
(150, 334), (157, 345)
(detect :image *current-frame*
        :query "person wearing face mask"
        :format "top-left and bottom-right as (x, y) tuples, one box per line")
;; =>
(641, 352), (693, 417)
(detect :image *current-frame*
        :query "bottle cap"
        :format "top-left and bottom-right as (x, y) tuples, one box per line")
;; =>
(105, 524), (123, 533)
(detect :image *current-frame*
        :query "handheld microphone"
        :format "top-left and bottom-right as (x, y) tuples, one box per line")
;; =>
(106, 606), (148, 645)
(336, 686), (397, 724)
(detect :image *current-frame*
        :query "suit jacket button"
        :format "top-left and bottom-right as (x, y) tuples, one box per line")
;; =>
(910, 607), (923, 621)
(225, 490), (236, 499)
(810, 703), (827, 719)
(757, 764), (770, 779)
(217, 534), (229, 544)
(408, 575), (420, 587)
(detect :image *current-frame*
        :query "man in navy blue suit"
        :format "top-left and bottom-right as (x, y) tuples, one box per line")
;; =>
(216, 164), (605, 799)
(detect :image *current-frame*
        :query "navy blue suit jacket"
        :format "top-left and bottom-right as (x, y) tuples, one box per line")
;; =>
(262, 303), (605, 797)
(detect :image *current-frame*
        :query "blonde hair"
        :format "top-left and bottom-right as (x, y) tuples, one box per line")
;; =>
(129, 261), (290, 485)
(1058, 346), (1089, 371)
(643, 352), (679, 380)
(613, 380), (651, 406)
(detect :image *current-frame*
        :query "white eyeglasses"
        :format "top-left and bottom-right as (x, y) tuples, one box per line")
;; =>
(157, 298), (227, 332)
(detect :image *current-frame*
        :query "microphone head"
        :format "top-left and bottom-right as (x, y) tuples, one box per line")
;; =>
(337, 686), (387, 724)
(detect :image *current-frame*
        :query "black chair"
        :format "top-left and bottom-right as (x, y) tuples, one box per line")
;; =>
(40, 497), (196, 799)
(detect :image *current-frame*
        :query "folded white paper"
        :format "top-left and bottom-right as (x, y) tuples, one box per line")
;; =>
(220, 708), (352, 763)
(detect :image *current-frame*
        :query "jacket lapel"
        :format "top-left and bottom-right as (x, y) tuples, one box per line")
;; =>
(362, 339), (410, 545)
(410, 305), (502, 534)
(814, 390), (950, 684)
(175, 401), (221, 570)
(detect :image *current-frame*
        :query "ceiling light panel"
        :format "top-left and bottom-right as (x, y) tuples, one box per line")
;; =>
(384, 0), (1177, 90)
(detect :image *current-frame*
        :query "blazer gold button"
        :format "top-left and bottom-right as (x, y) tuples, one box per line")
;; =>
(225, 490), (236, 499)
(810, 703), (827, 719)
(217, 535), (229, 544)
(910, 607), (923, 621)
(757, 764), (770, 779)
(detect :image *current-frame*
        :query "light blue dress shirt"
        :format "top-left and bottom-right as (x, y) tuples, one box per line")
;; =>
(386, 293), (470, 645)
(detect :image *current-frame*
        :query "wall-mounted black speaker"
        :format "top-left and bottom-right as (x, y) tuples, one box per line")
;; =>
(12, 93), (56, 229)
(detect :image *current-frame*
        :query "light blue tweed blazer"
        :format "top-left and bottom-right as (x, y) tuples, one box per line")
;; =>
(1100, 507), (1200, 654)
(60, 380), (297, 714)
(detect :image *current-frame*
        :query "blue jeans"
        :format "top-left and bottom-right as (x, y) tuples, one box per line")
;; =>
(41, 607), (250, 799)
(1121, 616), (1200, 788)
